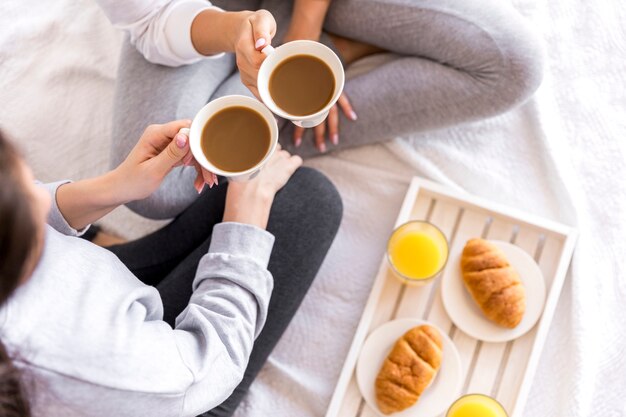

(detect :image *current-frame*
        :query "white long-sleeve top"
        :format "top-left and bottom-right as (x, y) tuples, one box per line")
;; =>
(95, 0), (224, 66)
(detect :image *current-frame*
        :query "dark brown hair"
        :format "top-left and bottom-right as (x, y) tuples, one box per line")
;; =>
(0, 129), (33, 417)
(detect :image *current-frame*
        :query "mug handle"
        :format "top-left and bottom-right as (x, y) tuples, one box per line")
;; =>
(261, 45), (275, 55)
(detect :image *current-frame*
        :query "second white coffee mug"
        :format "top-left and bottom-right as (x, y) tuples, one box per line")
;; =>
(258, 40), (345, 128)
(188, 95), (279, 182)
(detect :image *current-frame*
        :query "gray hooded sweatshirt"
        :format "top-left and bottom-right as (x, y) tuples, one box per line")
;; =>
(0, 181), (274, 416)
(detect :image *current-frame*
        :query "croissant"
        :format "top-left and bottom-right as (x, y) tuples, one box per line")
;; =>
(375, 325), (442, 414)
(460, 238), (526, 328)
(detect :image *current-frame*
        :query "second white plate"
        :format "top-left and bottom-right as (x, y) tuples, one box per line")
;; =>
(356, 319), (462, 417)
(441, 240), (546, 343)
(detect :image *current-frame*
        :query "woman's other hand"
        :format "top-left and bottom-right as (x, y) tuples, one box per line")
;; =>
(223, 146), (302, 229)
(56, 120), (194, 230)
(112, 120), (195, 203)
(233, 10), (276, 99)
(176, 127), (218, 194)
(292, 93), (356, 152)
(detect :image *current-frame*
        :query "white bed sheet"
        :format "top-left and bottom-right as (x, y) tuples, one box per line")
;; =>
(0, 0), (624, 416)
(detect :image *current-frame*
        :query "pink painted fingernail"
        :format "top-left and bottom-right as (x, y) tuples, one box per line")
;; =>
(294, 137), (302, 147)
(331, 134), (339, 145)
(196, 184), (204, 194)
(350, 111), (358, 121)
(319, 143), (326, 153)
(175, 134), (187, 148)
(213, 174), (219, 186)
(255, 38), (266, 49)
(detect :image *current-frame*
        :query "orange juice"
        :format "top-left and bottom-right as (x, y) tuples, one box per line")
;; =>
(387, 221), (448, 282)
(447, 394), (508, 417)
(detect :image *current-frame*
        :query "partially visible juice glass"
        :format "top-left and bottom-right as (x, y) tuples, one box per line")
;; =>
(386, 220), (448, 286)
(446, 394), (508, 417)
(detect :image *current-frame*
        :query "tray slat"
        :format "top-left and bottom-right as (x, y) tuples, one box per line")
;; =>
(445, 209), (487, 389)
(499, 233), (570, 416)
(493, 226), (546, 411)
(337, 375), (362, 417)
(360, 405), (378, 417)
(325, 178), (577, 417)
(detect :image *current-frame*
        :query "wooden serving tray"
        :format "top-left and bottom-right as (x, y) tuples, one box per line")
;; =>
(325, 177), (577, 417)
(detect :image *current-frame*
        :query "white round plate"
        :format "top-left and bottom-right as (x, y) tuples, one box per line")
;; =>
(441, 240), (546, 343)
(356, 319), (462, 417)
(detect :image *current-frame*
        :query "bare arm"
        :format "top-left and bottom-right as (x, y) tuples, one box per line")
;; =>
(190, 9), (273, 56)
(55, 121), (192, 230)
(189, 9), (243, 55)
(192, 9), (276, 98)
(55, 173), (126, 231)
(285, 0), (332, 40)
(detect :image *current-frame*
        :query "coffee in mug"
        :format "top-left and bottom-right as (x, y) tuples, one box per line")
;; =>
(189, 95), (279, 181)
(201, 106), (271, 172)
(258, 40), (345, 128)
(268, 55), (336, 117)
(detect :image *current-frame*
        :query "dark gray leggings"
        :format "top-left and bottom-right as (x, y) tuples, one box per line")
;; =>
(107, 167), (342, 417)
(112, 0), (543, 219)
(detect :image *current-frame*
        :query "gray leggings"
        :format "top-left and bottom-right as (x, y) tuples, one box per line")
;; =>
(112, 0), (543, 219)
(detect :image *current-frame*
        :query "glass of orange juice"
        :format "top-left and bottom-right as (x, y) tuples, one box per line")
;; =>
(446, 394), (508, 417)
(386, 220), (448, 286)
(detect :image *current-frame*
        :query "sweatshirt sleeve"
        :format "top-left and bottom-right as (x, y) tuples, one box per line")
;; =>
(173, 222), (275, 415)
(38, 181), (90, 237)
(94, 0), (225, 66)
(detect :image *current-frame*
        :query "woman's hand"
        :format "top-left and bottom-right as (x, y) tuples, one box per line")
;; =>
(223, 146), (302, 229)
(188, 159), (218, 194)
(233, 10), (276, 98)
(174, 127), (219, 193)
(292, 93), (356, 152)
(56, 120), (193, 230)
(112, 120), (195, 203)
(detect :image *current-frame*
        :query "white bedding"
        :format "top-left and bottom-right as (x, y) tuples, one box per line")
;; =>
(1, 0), (625, 416)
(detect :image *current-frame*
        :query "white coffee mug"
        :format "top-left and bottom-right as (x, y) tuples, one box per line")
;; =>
(258, 40), (345, 128)
(189, 95), (279, 182)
